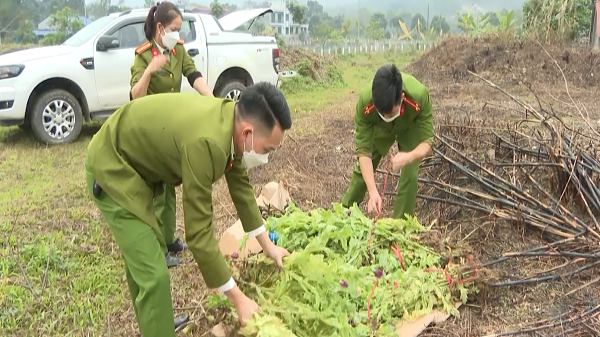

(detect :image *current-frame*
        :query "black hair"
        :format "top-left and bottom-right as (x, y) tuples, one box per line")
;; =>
(144, 1), (182, 42)
(236, 82), (292, 133)
(372, 64), (403, 115)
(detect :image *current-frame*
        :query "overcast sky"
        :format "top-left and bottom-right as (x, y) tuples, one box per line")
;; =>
(85, 0), (528, 16)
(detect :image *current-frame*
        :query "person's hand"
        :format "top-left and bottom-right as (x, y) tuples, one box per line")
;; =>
(391, 152), (414, 173)
(227, 287), (259, 326)
(263, 242), (290, 268)
(234, 293), (259, 326)
(145, 54), (168, 74)
(367, 191), (382, 214)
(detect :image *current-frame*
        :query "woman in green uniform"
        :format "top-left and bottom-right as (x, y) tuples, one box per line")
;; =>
(130, 1), (213, 269)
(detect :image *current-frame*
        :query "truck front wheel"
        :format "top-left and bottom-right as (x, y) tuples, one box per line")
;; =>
(30, 89), (83, 145)
(217, 81), (246, 101)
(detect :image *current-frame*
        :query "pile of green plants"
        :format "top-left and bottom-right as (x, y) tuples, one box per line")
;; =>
(278, 48), (345, 93)
(212, 203), (478, 337)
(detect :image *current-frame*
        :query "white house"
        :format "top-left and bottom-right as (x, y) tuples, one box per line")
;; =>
(244, 0), (309, 36)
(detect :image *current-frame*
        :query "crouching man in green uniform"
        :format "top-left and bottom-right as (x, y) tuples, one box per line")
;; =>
(342, 64), (434, 219)
(85, 82), (292, 337)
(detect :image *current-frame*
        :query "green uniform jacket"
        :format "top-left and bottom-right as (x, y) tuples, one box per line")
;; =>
(354, 73), (434, 158)
(86, 93), (263, 289)
(131, 39), (200, 95)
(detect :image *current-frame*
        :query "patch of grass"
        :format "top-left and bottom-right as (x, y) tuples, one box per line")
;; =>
(0, 125), (125, 335)
(0, 221), (124, 335)
(0, 43), (40, 55)
(281, 51), (422, 113)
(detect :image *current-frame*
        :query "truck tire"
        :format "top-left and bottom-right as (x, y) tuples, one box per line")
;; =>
(217, 81), (246, 101)
(31, 89), (83, 145)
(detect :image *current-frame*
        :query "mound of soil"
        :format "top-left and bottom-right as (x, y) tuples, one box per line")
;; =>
(279, 48), (342, 83)
(407, 35), (600, 88)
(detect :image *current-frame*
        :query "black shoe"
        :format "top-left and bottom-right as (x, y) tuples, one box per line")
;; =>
(167, 237), (188, 253)
(141, 314), (190, 336)
(165, 253), (182, 268)
(174, 314), (190, 330)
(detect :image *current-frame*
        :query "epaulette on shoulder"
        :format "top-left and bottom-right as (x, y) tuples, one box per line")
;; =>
(135, 42), (152, 55)
(363, 102), (376, 116)
(403, 93), (421, 113)
(177, 38), (185, 44)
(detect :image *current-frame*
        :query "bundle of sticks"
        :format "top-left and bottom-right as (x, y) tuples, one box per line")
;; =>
(379, 69), (600, 335)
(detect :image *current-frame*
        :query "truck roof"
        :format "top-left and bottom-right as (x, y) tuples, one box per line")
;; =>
(109, 8), (210, 19)
(108, 7), (273, 33)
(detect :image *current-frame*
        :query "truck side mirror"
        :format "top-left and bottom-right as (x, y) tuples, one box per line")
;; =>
(96, 36), (120, 51)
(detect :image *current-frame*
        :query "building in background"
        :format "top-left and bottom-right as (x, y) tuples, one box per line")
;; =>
(34, 15), (93, 39)
(244, 0), (309, 37)
(187, 6), (232, 16)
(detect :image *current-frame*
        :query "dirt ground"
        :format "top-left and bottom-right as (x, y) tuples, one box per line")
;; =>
(206, 37), (600, 336)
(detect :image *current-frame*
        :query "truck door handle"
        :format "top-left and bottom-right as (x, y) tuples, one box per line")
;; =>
(188, 49), (199, 57)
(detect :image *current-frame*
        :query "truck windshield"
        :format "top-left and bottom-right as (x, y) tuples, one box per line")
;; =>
(63, 16), (117, 47)
(211, 16), (225, 31)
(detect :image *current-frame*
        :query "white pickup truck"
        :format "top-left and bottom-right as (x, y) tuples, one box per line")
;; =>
(0, 8), (281, 144)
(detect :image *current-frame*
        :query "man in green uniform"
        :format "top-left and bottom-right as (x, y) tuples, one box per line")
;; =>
(85, 82), (291, 337)
(342, 64), (434, 219)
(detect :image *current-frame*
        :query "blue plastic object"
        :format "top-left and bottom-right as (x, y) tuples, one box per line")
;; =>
(269, 231), (279, 245)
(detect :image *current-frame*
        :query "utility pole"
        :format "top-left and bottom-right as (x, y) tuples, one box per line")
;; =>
(426, 3), (429, 29)
(592, 1), (600, 49)
(357, 0), (359, 41)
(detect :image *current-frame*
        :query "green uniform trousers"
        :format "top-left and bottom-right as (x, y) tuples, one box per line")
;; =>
(153, 183), (177, 245)
(85, 161), (176, 337)
(342, 130), (422, 219)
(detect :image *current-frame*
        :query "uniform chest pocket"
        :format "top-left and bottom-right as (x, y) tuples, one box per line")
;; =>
(156, 69), (174, 79)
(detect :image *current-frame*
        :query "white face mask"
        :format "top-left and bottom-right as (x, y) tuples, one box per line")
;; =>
(242, 129), (269, 170)
(378, 106), (401, 123)
(161, 26), (179, 50)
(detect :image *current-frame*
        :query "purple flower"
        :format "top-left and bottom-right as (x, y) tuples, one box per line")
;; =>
(391, 322), (396, 327)
(232, 252), (239, 260)
(374, 268), (383, 278)
(347, 210), (351, 216)
(340, 279), (348, 288)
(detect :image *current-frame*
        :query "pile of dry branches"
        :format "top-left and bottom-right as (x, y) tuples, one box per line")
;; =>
(410, 69), (600, 335)
(378, 50), (600, 333)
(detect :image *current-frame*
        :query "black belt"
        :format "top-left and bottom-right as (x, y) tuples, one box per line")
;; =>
(92, 179), (103, 198)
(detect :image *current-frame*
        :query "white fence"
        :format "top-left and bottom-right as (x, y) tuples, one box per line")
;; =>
(284, 39), (437, 55)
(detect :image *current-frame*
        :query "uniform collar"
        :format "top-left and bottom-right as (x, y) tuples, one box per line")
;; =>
(153, 40), (168, 55)
(226, 106), (236, 172)
(226, 138), (235, 172)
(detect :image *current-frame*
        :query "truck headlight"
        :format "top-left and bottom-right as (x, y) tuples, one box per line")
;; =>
(0, 65), (25, 80)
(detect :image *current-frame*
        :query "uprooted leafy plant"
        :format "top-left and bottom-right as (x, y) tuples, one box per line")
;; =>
(207, 203), (479, 336)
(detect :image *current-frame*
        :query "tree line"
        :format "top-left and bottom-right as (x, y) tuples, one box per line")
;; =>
(274, 0), (593, 45)
(1, 0), (594, 47)
(0, 0), (133, 45)
(0, 0), (242, 46)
